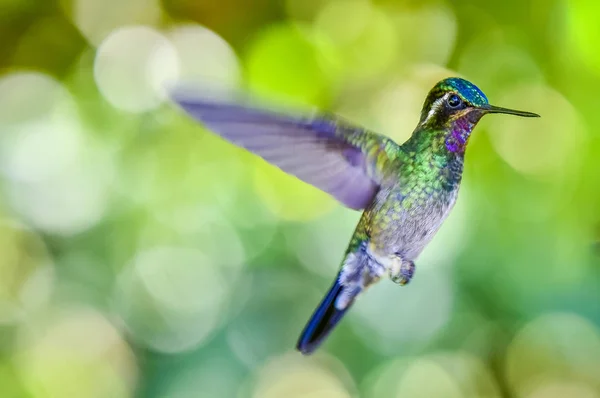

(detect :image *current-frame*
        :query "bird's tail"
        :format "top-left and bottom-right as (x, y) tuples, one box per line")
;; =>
(296, 273), (359, 355)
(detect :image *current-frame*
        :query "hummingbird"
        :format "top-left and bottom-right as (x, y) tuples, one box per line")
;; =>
(171, 77), (539, 355)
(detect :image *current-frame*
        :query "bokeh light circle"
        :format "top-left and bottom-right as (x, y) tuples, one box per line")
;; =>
(393, 4), (457, 68)
(15, 307), (137, 398)
(167, 24), (241, 90)
(285, 0), (332, 21)
(155, 355), (244, 398)
(114, 246), (231, 354)
(245, 23), (334, 106)
(486, 83), (585, 177)
(506, 313), (600, 397)
(352, 266), (453, 354)
(148, 208), (247, 282)
(364, 352), (501, 398)
(287, 206), (360, 277)
(7, 164), (113, 235)
(567, 0), (600, 75)
(458, 36), (544, 96)
(396, 358), (464, 398)
(432, 352), (502, 398)
(314, 1), (397, 82)
(0, 220), (54, 325)
(94, 26), (179, 113)
(72, 0), (162, 46)
(0, 71), (113, 235)
(115, 132), (242, 210)
(525, 381), (599, 398)
(226, 270), (329, 367)
(0, 71), (80, 182)
(248, 352), (355, 398)
(314, 0), (372, 45)
(253, 159), (337, 222)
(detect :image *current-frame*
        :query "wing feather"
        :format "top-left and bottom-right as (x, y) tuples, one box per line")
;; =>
(171, 92), (399, 210)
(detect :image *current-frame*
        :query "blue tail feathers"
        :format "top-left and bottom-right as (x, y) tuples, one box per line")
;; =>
(296, 275), (355, 355)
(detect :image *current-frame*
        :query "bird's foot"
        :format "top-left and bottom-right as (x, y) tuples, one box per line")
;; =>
(389, 256), (415, 286)
(339, 243), (383, 287)
(364, 242), (386, 279)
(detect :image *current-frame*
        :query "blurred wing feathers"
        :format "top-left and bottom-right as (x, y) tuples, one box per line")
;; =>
(172, 93), (399, 210)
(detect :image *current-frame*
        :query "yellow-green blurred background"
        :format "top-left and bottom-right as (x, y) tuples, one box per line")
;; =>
(1, 0), (600, 397)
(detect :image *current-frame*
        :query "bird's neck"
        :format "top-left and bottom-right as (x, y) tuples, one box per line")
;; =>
(444, 117), (475, 154)
(408, 114), (477, 156)
(402, 121), (471, 192)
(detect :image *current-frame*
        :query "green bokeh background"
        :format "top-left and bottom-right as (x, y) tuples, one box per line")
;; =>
(1, 0), (600, 397)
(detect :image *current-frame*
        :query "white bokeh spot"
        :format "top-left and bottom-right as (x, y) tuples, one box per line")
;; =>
(94, 26), (180, 113)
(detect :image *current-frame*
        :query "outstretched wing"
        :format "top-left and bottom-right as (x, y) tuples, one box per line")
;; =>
(171, 91), (400, 210)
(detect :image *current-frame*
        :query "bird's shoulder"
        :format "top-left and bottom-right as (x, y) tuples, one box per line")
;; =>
(328, 116), (402, 158)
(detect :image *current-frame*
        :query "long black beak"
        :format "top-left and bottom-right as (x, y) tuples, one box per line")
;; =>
(480, 104), (540, 118)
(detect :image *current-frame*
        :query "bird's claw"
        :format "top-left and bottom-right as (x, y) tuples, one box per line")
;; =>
(389, 257), (415, 286)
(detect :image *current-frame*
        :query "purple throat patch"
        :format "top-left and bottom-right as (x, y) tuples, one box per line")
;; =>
(445, 117), (474, 153)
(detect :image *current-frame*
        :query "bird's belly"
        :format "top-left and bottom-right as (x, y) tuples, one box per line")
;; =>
(370, 189), (458, 260)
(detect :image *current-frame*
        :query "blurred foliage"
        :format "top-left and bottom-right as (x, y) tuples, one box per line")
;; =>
(1, 0), (600, 397)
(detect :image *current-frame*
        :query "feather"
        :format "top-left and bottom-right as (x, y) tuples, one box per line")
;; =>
(171, 91), (399, 210)
(296, 275), (353, 355)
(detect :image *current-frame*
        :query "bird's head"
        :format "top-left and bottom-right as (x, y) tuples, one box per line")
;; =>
(418, 77), (539, 153)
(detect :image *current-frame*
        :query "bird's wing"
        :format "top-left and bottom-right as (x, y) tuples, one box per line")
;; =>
(171, 92), (400, 210)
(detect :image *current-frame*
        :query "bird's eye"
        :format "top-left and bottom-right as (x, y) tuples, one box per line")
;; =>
(447, 94), (462, 108)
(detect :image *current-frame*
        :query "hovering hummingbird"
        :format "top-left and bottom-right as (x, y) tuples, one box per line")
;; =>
(171, 77), (539, 355)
